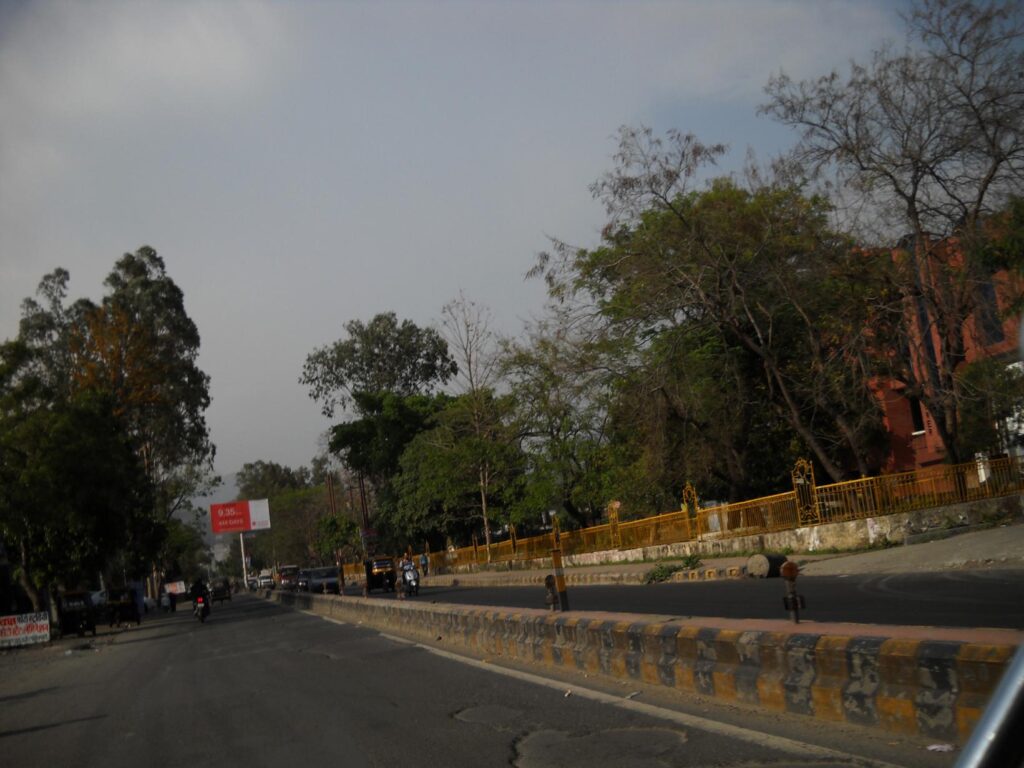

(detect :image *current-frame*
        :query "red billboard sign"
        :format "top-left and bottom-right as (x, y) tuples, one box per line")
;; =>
(210, 498), (270, 534)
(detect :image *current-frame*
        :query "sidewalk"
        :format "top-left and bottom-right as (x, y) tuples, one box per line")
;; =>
(419, 522), (1024, 588)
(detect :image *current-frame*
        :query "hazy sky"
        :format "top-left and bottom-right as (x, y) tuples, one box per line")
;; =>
(0, 0), (904, 478)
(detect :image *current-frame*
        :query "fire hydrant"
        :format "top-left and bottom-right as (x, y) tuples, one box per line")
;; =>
(780, 560), (805, 624)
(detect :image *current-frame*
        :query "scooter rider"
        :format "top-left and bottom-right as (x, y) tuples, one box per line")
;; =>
(400, 554), (419, 595)
(190, 578), (210, 615)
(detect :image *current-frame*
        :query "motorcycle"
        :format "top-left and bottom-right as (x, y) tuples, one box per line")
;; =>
(193, 595), (210, 623)
(402, 565), (420, 597)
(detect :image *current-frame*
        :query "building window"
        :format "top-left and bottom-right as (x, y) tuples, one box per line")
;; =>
(976, 280), (1005, 346)
(909, 397), (926, 435)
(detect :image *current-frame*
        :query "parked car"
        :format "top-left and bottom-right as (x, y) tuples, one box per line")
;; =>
(89, 589), (108, 610)
(366, 558), (396, 592)
(58, 591), (96, 637)
(209, 578), (231, 603)
(257, 572), (274, 589)
(308, 566), (340, 594)
(297, 569), (312, 591)
(246, 577), (259, 591)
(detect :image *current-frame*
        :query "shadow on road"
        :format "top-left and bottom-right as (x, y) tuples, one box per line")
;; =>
(0, 715), (106, 740)
(0, 687), (60, 705)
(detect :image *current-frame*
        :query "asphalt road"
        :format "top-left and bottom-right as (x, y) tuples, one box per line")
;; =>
(0, 595), (955, 768)
(389, 571), (1024, 629)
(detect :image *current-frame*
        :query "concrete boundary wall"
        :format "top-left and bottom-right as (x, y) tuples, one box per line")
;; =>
(490, 495), (1024, 571)
(267, 590), (1017, 742)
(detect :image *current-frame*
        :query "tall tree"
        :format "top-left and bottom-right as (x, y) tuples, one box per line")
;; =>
(438, 294), (509, 550)
(68, 247), (216, 520)
(502, 312), (615, 526)
(762, 0), (1024, 463)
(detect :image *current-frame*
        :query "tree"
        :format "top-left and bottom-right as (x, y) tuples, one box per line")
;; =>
(609, 323), (799, 504)
(314, 513), (360, 564)
(394, 392), (525, 550)
(0, 344), (150, 608)
(300, 312), (457, 418)
(438, 294), (511, 550)
(534, 131), (888, 483)
(237, 460), (312, 500)
(762, 0), (1024, 463)
(956, 358), (1024, 457)
(157, 517), (210, 583)
(69, 247), (217, 521)
(5, 248), (216, 596)
(501, 313), (615, 526)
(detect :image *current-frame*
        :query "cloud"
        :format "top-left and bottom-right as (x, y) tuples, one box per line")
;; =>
(0, 1), (292, 204)
(0, 0), (903, 475)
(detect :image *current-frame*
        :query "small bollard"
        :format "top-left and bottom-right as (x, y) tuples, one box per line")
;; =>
(551, 548), (570, 611)
(544, 575), (558, 611)
(780, 560), (805, 623)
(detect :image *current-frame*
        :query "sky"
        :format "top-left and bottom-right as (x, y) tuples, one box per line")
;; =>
(0, 0), (906, 480)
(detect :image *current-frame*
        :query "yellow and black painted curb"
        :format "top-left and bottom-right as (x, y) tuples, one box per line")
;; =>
(270, 591), (1013, 742)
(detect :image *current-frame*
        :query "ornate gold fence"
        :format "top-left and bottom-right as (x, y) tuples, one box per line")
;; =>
(392, 455), (1024, 572)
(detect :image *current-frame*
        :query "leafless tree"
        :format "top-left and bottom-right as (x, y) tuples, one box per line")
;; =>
(762, 0), (1024, 463)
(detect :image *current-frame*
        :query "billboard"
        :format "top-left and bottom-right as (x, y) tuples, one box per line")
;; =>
(210, 498), (271, 534)
(0, 612), (50, 648)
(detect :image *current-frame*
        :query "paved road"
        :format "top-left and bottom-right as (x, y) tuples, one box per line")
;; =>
(1, 595), (953, 768)
(393, 570), (1024, 629)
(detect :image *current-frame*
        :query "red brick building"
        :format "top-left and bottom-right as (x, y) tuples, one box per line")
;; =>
(873, 236), (1021, 472)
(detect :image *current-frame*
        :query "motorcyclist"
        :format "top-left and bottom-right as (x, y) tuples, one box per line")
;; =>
(190, 578), (210, 616)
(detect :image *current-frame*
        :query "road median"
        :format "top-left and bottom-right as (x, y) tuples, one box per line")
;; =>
(265, 589), (1019, 743)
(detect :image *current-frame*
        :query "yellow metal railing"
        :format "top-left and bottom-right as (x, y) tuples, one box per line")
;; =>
(385, 455), (1023, 573)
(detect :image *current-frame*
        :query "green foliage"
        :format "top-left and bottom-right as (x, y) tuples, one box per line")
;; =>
(957, 359), (1024, 457)
(237, 460), (312, 500)
(394, 391), (526, 543)
(159, 517), (210, 582)
(537, 168), (886, 486)
(314, 513), (360, 562)
(679, 553), (702, 570)
(330, 392), (448, 478)
(0, 380), (151, 593)
(644, 563), (684, 583)
(301, 312), (457, 418)
(502, 317), (613, 526)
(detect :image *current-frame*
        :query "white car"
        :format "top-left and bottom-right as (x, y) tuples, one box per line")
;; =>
(90, 589), (108, 609)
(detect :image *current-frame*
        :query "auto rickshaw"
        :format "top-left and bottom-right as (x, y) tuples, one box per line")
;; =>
(107, 587), (141, 627)
(58, 591), (97, 637)
(364, 558), (397, 592)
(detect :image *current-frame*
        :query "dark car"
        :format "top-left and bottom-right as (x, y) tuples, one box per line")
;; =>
(308, 566), (340, 594)
(209, 578), (231, 603)
(58, 591), (97, 637)
(365, 558), (396, 592)
(296, 569), (311, 591)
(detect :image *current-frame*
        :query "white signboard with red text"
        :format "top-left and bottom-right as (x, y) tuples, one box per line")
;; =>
(0, 612), (50, 648)
(209, 498), (271, 534)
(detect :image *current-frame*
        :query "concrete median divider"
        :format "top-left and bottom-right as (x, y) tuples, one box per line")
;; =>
(267, 590), (1018, 743)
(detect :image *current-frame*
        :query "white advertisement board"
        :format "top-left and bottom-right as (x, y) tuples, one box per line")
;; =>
(0, 612), (51, 648)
